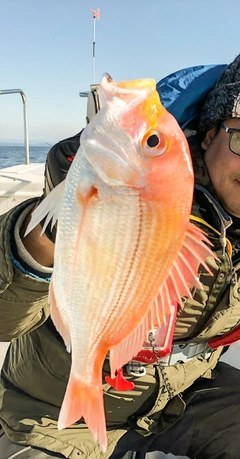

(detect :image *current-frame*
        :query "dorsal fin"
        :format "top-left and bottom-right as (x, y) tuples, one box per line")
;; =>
(25, 180), (66, 236)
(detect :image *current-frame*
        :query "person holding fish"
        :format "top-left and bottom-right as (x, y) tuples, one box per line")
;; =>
(1, 54), (240, 459)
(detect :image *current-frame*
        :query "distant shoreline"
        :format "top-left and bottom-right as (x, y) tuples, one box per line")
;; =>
(0, 143), (52, 148)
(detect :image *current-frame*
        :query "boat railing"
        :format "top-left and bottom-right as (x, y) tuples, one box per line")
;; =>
(79, 83), (100, 124)
(0, 89), (30, 164)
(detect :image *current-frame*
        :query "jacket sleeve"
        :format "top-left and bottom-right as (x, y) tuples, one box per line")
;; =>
(0, 200), (50, 341)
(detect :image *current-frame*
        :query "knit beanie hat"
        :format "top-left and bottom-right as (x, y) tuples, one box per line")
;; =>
(198, 53), (240, 135)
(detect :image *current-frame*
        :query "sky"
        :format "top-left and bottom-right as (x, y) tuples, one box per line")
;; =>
(0, 0), (240, 146)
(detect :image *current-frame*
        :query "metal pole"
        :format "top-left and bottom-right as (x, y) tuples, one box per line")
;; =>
(21, 95), (30, 165)
(92, 13), (96, 84)
(0, 89), (30, 164)
(90, 8), (100, 85)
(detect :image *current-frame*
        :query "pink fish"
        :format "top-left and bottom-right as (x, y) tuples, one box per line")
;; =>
(27, 75), (214, 452)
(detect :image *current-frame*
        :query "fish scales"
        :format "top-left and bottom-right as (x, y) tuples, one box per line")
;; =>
(55, 158), (184, 351)
(53, 206), (186, 400)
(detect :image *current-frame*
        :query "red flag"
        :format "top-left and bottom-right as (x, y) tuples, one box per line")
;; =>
(90, 8), (100, 20)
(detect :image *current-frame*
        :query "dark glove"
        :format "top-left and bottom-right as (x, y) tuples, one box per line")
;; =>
(41, 130), (83, 242)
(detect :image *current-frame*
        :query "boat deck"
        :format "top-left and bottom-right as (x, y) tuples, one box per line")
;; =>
(0, 162), (44, 214)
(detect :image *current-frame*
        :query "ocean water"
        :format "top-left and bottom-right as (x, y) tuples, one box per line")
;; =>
(0, 145), (50, 169)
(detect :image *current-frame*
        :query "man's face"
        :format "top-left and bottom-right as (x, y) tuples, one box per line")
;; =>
(202, 118), (240, 218)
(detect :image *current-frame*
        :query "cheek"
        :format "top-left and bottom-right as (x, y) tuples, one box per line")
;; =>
(205, 151), (239, 203)
(204, 146), (229, 185)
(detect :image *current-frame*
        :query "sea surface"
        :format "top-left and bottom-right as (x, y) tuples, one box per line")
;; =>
(0, 145), (50, 169)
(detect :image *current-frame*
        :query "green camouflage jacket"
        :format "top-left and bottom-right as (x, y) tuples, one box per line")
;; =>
(0, 138), (239, 458)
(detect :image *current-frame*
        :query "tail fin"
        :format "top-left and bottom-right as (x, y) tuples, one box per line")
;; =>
(58, 373), (107, 452)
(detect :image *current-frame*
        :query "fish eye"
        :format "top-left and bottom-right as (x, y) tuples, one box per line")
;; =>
(147, 134), (159, 148)
(142, 130), (167, 157)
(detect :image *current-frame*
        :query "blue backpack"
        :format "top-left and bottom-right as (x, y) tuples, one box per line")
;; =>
(156, 64), (227, 129)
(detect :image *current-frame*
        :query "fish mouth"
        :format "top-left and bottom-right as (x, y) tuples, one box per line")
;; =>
(99, 74), (156, 108)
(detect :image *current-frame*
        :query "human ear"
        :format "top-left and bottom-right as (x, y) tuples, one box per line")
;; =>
(201, 127), (217, 151)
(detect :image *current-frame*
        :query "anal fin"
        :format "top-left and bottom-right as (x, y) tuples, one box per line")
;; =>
(49, 281), (71, 352)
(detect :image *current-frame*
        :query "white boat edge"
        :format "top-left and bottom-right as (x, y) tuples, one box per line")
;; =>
(0, 162), (44, 215)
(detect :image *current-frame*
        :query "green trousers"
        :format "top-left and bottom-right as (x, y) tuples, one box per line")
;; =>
(2, 362), (240, 459)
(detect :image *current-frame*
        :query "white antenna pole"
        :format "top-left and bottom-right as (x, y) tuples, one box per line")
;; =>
(90, 8), (100, 84)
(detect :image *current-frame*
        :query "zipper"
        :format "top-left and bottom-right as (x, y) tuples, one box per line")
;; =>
(194, 184), (233, 256)
(190, 215), (232, 257)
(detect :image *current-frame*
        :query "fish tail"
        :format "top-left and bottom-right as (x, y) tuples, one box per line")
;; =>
(58, 373), (107, 452)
